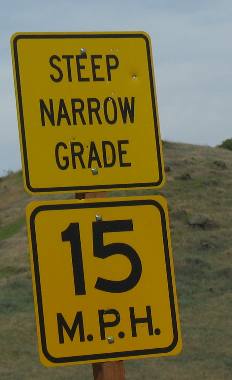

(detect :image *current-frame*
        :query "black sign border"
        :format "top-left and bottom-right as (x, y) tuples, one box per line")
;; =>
(13, 33), (164, 193)
(29, 199), (179, 364)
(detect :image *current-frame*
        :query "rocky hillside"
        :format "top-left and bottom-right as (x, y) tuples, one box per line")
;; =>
(0, 142), (231, 379)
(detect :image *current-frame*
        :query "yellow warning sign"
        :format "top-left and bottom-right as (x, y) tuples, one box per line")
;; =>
(11, 32), (165, 194)
(26, 196), (181, 366)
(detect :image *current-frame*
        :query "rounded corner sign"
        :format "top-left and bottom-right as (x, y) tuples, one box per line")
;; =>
(26, 196), (182, 366)
(11, 32), (165, 194)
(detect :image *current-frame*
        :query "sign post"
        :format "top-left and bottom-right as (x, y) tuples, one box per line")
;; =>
(11, 31), (182, 378)
(92, 361), (125, 380)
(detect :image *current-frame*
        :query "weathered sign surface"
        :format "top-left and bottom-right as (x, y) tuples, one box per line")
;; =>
(11, 32), (164, 194)
(26, 196), (181, 366)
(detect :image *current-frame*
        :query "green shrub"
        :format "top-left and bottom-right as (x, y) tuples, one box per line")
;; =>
(218, 138), (232, 151)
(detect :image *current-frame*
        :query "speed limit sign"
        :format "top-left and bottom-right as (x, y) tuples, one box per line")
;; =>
(26, 195), (182, 366)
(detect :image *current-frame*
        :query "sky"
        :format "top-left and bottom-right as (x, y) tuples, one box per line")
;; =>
(0, 0), (232, 175)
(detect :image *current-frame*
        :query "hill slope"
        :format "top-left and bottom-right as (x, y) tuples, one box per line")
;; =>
(0, 142), (231, 379)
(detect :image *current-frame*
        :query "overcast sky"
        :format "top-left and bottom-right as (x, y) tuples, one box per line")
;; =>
(0, 0), (231, 175)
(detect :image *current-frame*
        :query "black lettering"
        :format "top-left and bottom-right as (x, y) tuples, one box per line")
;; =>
(118, 97), (135, 123)
(102, 141), (116, 167)
(93, 220), (142, 293)
(88, 141), (102, 168)
(87, 98), (102, 125)
(98, 309), (120, 340)
(106, 55), (119, 81)
(129, 306), (153, 337)
(62, 55), (74, 82)
(70, 142), (85, 168)
(76, 55), (90, 82)
(40, 99), (55, 126)
(49, 55), (63, 82)
(57, 312), (85, 343)
(62, 223), (86, 295)
(91, 55), (104, 81)
(57, 99), (71, 126)
(71, 98), (86, 125)
(104, 97), (117, 124)
(118, 140), (131, 167)
(55, 142), (69, 170)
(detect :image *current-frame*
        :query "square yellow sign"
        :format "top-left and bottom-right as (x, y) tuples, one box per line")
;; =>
(11, 32), (165, 194)
(26, 196), (181, 366)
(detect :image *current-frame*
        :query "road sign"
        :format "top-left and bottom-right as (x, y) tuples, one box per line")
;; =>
(11, 32), (165, 194)
(26, 196), (181, 366)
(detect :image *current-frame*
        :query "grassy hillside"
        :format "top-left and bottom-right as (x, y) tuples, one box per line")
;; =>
(0, 142), (231, 379)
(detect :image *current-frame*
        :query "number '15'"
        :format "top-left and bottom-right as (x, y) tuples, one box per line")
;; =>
(61, 220), (142, 295)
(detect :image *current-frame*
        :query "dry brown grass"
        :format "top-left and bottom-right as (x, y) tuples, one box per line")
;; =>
(0, 142), (231, 379)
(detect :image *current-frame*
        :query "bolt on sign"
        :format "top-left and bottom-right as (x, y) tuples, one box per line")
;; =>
(11, 32), (165, 194)
(26, 196), (182, 366)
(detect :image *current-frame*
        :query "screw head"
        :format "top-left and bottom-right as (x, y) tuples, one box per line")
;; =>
(91, 168), (98, 175)
(80, 47), (86, 55)
(107, 336), (115, 344)
(95, 214), (102, 221)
